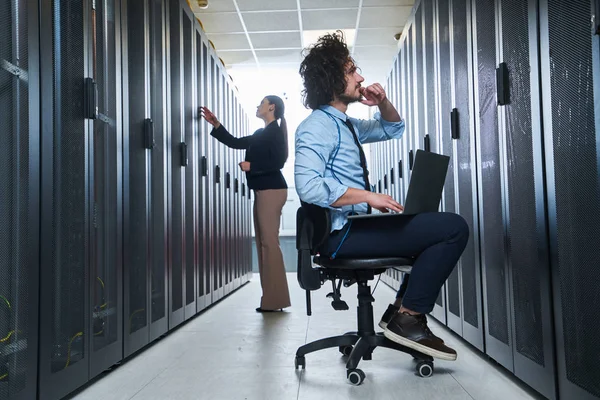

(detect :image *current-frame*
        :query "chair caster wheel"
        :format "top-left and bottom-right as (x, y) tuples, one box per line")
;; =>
(347, 369), (365, 385)
(416, 360), (434, 377)
(339, 345), (353, 357)
(295, 356), (305, 370)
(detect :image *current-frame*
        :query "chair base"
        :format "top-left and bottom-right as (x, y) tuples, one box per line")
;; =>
(294, 281), (435, 385)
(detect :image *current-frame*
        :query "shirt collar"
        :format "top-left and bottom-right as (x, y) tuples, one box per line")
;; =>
(318, 105), (348, 122)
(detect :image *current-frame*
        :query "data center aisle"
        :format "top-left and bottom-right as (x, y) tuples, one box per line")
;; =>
(71, 273), (541, 400)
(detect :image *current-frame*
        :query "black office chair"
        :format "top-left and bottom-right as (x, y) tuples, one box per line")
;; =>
(294, 202), (434, 385)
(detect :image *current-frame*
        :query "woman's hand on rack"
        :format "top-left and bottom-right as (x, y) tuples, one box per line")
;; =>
(239, 161), (251, 172)
(199, 106), (221, 129)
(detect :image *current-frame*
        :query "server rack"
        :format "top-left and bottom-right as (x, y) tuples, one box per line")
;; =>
(0, 0), (40, 399)
(540, 0), (600, 399)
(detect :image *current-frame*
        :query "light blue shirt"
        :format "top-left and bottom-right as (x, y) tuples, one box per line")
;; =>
(294, 105), (406, 232)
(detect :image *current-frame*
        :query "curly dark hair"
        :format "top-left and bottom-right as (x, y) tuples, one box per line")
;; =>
(299, 31), (354, 110)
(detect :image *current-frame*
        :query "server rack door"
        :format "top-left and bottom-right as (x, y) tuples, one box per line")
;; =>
(0, 0), (39, 398)
(449, 0), (484, 350)
(148, 0), (168, 342)
(39, 1), (91, 397)
(89, 0), (125, 377)
(182, 7), (197, 320)
(499, 0), (556, 396)
(123, 0), (152, 356)
(195, 29), (208, 311)
(541, 1), (600, 399)
(218, 74), (226, 297)
(211, 59), (223, 302)
(437, 0), (460, 333)
(233, 99), (241, 289)
(224, 85), (232, 295)
(209, 56), (219, 303)
(414, 5), (427, 153)
(168, 0), (185, 328)
(470, 0), (512, 371)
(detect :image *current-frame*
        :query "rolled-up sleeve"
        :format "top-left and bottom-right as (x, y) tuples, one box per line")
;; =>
(295, 121), (348, 209)
(351, 112), (405, 144)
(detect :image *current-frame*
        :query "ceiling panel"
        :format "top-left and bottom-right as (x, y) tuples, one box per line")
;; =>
(355, 27), (403, 46)
(255, 49), (304, 64)
(300, 0), (360, 9)
(219, 50), (256, 66)
(302, 9), (358, 30)
(242, 11), (300, 32)
(199, 12), (244, 33)
(362, 0), (415, 5)
(359, 6), (413, 28)
(237, 0), (297, 11)
(206, 33), (250, 50)
(190, 0), (237, 13)
(250, 31), (302, 49)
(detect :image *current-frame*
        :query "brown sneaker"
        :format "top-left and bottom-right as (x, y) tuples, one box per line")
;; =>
(378, 304), (400, 329)
(384, 312), (456, 361)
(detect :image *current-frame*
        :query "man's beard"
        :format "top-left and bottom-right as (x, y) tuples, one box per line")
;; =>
(338, 90), (362, 105)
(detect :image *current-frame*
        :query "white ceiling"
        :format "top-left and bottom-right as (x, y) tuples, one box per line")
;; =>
(191, 0), (415, 83)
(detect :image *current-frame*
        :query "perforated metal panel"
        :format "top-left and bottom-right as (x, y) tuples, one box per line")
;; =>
(196, 32), (206, 298)
(183, 14), (195, 307)
(0, 0), (31, 395)
(438, 0), (459, 318)
(50, 0), (87, 373)
(452, 0), (478, 329)
(415, 7), (425, 146)
(170, 1), (184, 313)
(424, 0), (436, 152)
(92, 0), (119, 352)
(502, 0), (544, 367)
(548, 0), (600, 396)
(126, 0), (149, 336)
(476, 0), (509, 346)
(150, 0), (166, 324)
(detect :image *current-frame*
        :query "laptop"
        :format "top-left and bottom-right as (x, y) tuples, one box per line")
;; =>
(348, 149), (450, 219)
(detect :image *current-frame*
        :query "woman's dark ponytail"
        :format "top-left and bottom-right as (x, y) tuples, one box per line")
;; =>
(266, 95), (288, 162)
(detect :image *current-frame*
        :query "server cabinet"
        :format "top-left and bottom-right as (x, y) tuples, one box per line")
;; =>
(0, 0), (39, 398)
(196, 25), (209, 311)
(540, 0), (600, 399)
(224, 84), (232, 295)
(497, 0), (556, 397)
(181, 6), (197, 320)
(40, 0), (124, 397)
(168, 0), (185, 328)
(123, 0), (169, 357)
(470, 0), (512, 370)
(211, 57), (224, 302)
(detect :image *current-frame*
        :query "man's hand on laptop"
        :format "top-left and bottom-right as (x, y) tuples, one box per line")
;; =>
(366, 192), (404, 213)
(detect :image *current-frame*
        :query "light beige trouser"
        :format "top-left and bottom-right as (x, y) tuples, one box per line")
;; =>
(253, 189), (291, 310)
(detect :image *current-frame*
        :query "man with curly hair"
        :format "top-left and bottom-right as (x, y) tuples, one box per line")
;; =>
(294, 31), (469, 361)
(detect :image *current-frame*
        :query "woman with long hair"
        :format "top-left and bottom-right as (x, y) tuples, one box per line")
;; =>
(200, 95), (291, 312)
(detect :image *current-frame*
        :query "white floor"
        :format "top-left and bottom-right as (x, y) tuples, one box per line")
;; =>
(72, 273), (541, 400)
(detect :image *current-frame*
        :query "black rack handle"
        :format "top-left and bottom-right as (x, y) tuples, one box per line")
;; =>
(225, 172), (231, 189)
(424, 134), (431, 152)
(215, 165), (220, 183)
(384, 175), (388, 190)
(451, 108), (459, 140)
(390, 168), (395, 185)
(399, 160), (403, 178)
(84, 77), (98, 119)
(180, 143), (188, 167)
(409, 150), (414, 170)
(241, 183), (246, 197)
(201, 156), (208, 177)
(496, 62), (510, 105)
(144, 118), (155, 149)
(234, 178), (239, 193)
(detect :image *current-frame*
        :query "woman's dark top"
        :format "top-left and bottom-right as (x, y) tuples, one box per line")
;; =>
(210, 120), (288, 191)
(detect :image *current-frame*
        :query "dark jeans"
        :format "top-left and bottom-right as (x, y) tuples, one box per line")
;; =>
(323, 212), (469, 314)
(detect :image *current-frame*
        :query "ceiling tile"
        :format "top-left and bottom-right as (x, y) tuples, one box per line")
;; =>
(199, 12), (244, 33)
(353, 45), (399, 62)
(242, 11), (300, 32)
(256, 49), (303, 64)
(206, 33), (250, 50)
(355, 27), (403, 46)
(300, 0), (360, 9)
(302, 9), (358, 30)
(359, 6), (412, 28)
(250, 32), (302, 49)
(362, 0), (415, 5)
(219, 50), (256, 66)
(191, 0), (236, 13)
(237, 0), (297, 11)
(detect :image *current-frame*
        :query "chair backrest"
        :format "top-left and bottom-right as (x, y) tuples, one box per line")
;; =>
(296, 202), (331, 290)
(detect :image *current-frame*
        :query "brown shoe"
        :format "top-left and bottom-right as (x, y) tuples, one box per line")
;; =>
(384, 312), (456, 361)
